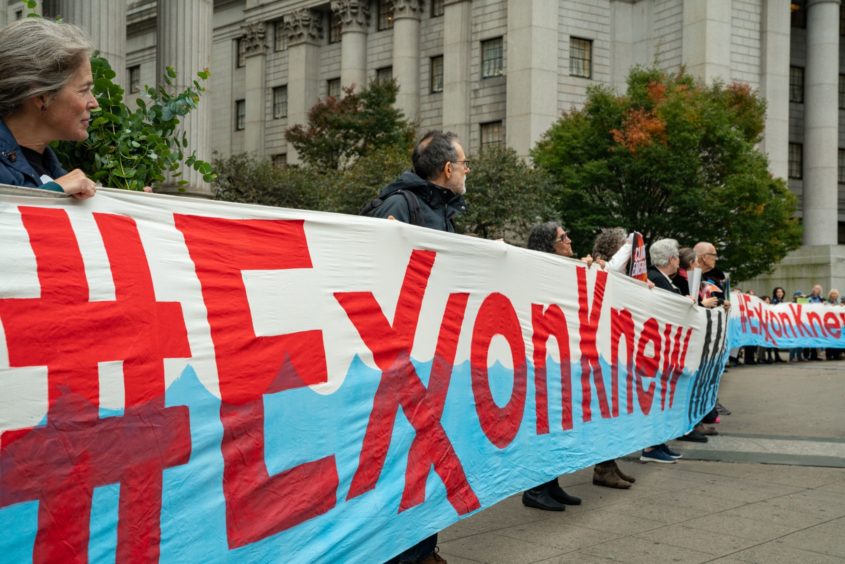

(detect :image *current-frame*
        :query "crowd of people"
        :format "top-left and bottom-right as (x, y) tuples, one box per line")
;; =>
(2, 17), (840, 564)
(733, 284), (843, 365)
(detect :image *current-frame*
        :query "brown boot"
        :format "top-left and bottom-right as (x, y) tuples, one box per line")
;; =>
(593, 462), (631, 489)
(611, 459), (636, 484)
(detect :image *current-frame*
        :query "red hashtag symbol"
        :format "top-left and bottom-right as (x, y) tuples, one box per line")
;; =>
(0, 207), (192, 563)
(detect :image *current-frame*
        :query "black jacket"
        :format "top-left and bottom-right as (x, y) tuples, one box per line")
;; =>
(370, 171), (466, 232)
(648, 266), (682, 295)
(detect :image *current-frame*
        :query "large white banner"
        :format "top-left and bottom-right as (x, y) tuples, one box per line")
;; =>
(0, 186), (728, 563)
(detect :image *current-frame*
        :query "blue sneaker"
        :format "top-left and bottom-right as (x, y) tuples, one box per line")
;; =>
(639, 448), (677, 464)
(659, 443), (683, 459)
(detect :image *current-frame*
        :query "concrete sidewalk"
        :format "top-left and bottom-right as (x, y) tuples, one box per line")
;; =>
(438, 361), (845, 563)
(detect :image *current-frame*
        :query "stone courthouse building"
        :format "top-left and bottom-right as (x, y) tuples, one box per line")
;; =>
(2, 0), (843, 289)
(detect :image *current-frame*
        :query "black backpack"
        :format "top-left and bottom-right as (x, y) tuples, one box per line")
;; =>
(360, 189), (425, 227)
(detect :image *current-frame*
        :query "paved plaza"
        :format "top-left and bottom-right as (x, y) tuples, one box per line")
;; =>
(439, 360), (845, 563)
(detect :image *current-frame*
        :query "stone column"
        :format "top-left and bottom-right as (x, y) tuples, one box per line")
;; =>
(760, 0), (790, 180)
(803, 0), (840, 246)
(682, 0), (732, 84)
(156, 0), (213, 195)
(285, 9), (322, 165)
(506, 0), (558, 158)
(51, 0), (127, 89)
(243, 21), (268, 155)
(442, 0), (472, 150)
(332, 0), (369, 93)
(393, 0), (422, 121)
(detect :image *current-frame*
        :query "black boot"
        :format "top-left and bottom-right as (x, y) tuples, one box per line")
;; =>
(547, 480), (582, 505)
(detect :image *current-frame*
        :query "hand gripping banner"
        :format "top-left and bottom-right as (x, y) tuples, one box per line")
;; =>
(1, 187), (729, 563)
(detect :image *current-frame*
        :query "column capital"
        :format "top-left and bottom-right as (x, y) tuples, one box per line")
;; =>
(807, 0), (841, 7)
(331, 0), (370, 32)
(394, 0), (423, 19)
(284, 8), (323, 46)
(242, 21), (268, 57)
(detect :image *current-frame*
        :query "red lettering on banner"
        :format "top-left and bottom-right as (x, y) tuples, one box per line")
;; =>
(401, 292), (469, 511)
(788, 304), (810, 337)
(824, 312), (841, 339)
(754, 302), (774, 344)
(737, 294), (749, 333)
(471, 293), (528, 448)
(0, 208), (191, 563)
(175, 215), (338, 549)
(334, 251), (480, 515)
(530, 304), (572, 433)
(610, 308), (635, 417)
(806, 311), (827, 338)
(778, 311), (794, 339)
(576, 268), (611, 422)
(661, 324), (692, 410)
(635, 318), (661, 415)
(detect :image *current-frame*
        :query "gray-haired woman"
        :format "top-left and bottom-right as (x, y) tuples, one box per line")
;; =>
(0, 18), (98, 199)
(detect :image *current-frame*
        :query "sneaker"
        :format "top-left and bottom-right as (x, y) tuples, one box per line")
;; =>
(658, 443), (683, 459)
(716, 402), (731, 415)
(677, 429), (708, 443)
(640, 448), (677, 464)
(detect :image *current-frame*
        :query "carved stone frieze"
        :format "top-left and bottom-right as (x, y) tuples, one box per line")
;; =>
(393, 0), (423, 19)
(331, 0), (370, 32)
(284, 8), (323, 46)
(241, 21), (267, 57)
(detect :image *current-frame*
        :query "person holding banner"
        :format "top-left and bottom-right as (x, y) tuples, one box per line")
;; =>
(374, 130), (470, 564)
(0, 18), (98, 200)
(520, 221), (585, 510)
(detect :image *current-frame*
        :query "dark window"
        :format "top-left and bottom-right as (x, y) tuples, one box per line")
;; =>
(480, 121), (504, 149)
(273, 86), (288, 119)
(274, 20), (286, 51)
(376, 66), (393, 84)
(431, 0), (444, 17)
(15, 9), (23, 20)
(327, 78), (341, 98)
(791, 0), (806, 29)
(570, 37), (593, 78)
(789, 143), (803, 179)
(430, 56), (444, 93)
(329, 11), (342, 44)
(839, 75), (845, 110)
(128, 65), (141, 94)
(235, 99), (245, 131)
(481, 37), (504, 79)
(790, 66), (804, 103)
(272, 154), (288, 168)
(235, 38), (245, 68)
(377, 0), (394, 31)
(839, 149), (845, 184)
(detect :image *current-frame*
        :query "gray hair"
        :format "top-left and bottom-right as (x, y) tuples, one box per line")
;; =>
(412, 130), (459, 181)
(0, 18), (93, 117)
(678, 247), (696, 270)
(592, 227), (627, 261)
(649, 238), (679, 267)
(527, 221), (562, 254)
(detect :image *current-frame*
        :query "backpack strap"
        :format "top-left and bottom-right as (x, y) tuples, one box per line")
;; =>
(398, 189), (425, 227)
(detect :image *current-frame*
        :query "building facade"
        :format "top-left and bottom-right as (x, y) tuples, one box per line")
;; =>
(7, 0), (844, 290)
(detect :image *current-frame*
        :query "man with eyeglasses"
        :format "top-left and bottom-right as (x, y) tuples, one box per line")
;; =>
(373, 130), (469, 564)
(367, 130), (469, 234)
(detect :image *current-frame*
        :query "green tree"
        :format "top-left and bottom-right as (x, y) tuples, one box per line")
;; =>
(53, 56), (215, 190)
(459, 145), (556, 242)
(285, 79), (416, 170)
(531, 67), (801, 280)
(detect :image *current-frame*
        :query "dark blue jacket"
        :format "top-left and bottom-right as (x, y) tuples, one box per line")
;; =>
(0, 119), (66, 192)
(370, 171), (466, 232)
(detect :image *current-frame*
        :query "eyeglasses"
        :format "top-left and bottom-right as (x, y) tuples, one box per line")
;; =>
(450, 160), (471, 169)
(554, 234), (571, 243)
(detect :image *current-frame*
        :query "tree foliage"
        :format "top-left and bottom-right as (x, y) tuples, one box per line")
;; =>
(458, 144), (556, 242)
(53, 56), (215, 190)
(284, 79), (416, 170)
(531, 67), (802, 280)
